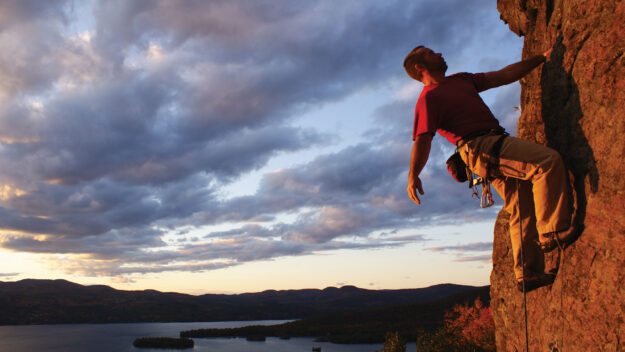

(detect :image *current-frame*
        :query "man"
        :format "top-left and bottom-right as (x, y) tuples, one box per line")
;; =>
(403, 46), (578, 291)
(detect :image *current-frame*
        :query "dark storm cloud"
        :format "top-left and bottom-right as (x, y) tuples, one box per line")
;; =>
(0, 0), (517, 276)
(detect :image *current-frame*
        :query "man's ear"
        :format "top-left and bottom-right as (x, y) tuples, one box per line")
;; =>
(414, 63), (426, 74)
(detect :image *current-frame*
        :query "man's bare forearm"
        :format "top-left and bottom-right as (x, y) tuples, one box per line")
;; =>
(407, 134), (432, 205)
(497, 54), (547, 85)
(409, 134), (432, 178)
(484, 50), (550, 89)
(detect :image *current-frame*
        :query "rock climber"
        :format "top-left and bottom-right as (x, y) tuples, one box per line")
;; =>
(403, 45), (580, 292)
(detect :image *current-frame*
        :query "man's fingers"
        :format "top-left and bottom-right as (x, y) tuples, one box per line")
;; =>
(411, 193), (421, 205)
(543, 48), (553, 62)
(416, 183), (424, 195)
(412, 192), (421, 205)
(407, 186), (421, 205)
(407, 177), (424, 205)
(415, 179), (424, 195)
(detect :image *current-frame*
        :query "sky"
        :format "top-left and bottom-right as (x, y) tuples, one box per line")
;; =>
(0, 0), (523, 295)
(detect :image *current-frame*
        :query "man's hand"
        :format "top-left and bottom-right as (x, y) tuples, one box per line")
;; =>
(407, 173), (424, 205)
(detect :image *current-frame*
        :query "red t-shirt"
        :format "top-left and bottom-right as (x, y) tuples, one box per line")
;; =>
(412, 72), (502, 144)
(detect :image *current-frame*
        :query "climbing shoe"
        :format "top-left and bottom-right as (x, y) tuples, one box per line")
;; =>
(538, 222), (584, 253)
(540, 170), (585, 253)
(516, 272), (556, 293)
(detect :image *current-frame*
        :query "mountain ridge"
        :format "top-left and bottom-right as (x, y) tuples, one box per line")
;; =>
(180, 285), (491, 344)
(0, 278), (486, 326)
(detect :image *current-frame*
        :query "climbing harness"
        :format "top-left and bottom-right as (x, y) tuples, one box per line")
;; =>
(451, 130), (508, 208)
(447, 128), (507, 187)
(516, 178), (530, 352)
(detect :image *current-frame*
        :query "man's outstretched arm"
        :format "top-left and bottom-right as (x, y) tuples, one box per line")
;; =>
(482, 48), (552, 90)
(407, 133), (432, 205)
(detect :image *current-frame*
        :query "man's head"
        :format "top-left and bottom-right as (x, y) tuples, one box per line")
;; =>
(403, 46), (448, 82)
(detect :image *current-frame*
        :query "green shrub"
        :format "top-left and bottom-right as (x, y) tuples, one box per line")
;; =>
(416, 328), (466, 352)
(378, 332), (406, 352)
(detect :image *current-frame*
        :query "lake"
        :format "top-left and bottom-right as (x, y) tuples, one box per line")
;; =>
(0, 320), (417, 351)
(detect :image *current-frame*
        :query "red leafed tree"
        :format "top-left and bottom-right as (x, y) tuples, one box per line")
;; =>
(444, 297), (495, 351)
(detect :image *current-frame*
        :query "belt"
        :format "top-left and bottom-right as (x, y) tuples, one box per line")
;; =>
(456, 128), (507, 148)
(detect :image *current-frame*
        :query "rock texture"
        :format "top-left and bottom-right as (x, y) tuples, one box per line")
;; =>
(492, 1), (625, 351)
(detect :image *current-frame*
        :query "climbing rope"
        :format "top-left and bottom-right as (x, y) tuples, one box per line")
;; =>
(516, 179), (530, 352)
(557, 246), (565, 351)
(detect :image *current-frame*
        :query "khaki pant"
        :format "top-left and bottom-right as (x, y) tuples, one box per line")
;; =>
(459, 135), (571, 280)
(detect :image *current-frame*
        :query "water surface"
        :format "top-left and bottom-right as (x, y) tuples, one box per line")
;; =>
(0, 320), (417, 351)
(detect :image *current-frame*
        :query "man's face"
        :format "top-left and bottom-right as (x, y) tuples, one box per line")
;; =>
(415, 47), (448, 74)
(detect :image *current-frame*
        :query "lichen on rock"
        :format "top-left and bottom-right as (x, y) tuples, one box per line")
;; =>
(492, 0), (625, 351)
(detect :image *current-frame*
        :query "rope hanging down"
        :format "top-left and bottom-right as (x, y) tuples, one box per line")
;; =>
(516, 179), (530, 352)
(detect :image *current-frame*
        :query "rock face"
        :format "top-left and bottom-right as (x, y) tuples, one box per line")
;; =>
(492, 1), (625, 351)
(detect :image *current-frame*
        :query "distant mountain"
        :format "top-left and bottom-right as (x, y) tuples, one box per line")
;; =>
(181, 285), (491, 343)
(0, 279), (487, 325)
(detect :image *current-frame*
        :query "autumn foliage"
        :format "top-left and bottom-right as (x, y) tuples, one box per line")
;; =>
(415, 297), (495, 352)
(444, 297), (495, 351)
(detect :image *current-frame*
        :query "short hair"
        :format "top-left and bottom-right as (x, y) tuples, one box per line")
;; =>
(403, 45), (425, 81)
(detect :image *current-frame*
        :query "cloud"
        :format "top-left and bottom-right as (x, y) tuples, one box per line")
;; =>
(429, 242), (493, 252)
(0, 1), (70, 100)
(489, 84), (522, 135)
(32, 231), (423, 277)
(1, 226), (166, 256)
(0, 0), (519, 277)
(427, 242), (493, 263)
(0, 272), (20, 279)
(454, 254), (492, 262)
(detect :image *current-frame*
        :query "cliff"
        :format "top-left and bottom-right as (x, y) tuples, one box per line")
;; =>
(492, 1), (625, 351)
